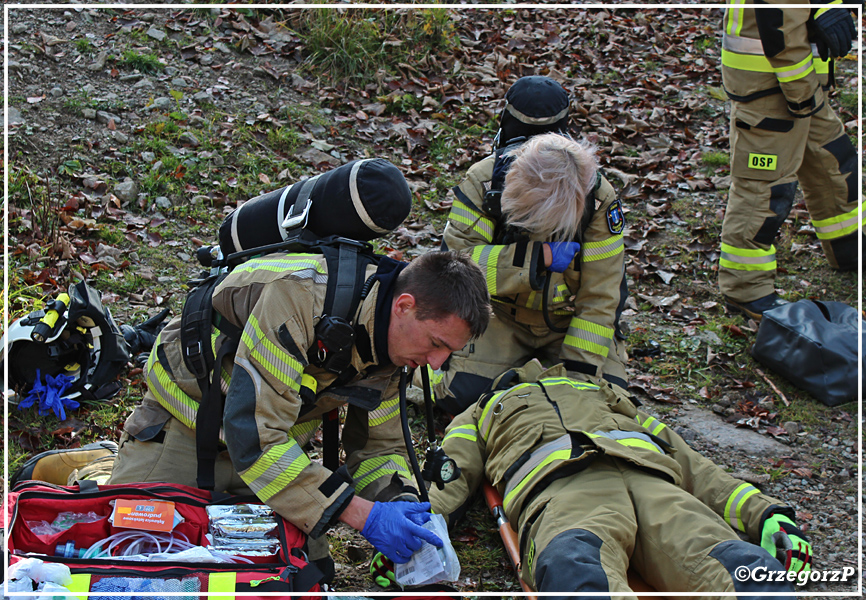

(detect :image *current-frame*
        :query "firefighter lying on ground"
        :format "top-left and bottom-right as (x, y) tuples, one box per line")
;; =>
(431, 106), (629, 416)
(718, 0), (861, 320)
(425, 360), (805, 597)
(104, 250), (491, 578)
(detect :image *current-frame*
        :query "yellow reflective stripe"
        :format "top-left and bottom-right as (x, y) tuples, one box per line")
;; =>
(470, 245), (505, 296)
(444, 423), (478, 443)
(288, 418), (321, 448)
(503, 448), (571, 511)
(208, 571), (237, 597)
(369, 397), (400, 427)
(68, 573), (92, 598)
(724, 482), (760, 532)
(613, 438), (662, 453)
(637, 415), (666, 436)
(243, 314), (304, 391)
(582, 235), (624, 262)
(232, 254), (326, 275)
(814, 57), (830, 74)
(564, 318), (613, 357)
(587, 431), (663, 454)
(149, 359), (198, 430)
(814, 1), (843, 19)
(722, 48), (775, 73)
(242, 439), (311, 501)
(428, 365), (444, 385)
(301, 373), (318, 394)
(720, 243), (776, 271)
(540, 377), (599, 391)
(726, 2), (746, 36)
(450, 200), (496, 243)
(354, 455), (412, 492)
(479, 384), (533, 441)
(774, 54), (814, 83)
(812, 206), (864, 240)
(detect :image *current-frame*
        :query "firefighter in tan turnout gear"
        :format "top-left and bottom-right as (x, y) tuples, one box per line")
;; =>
(109, 250), (491, 575)
(428, 360), (807, 597)
(432, 76), (629, 416)
(719, 0), (861, 320)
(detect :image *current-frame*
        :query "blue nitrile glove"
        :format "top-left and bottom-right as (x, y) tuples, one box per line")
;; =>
(547, 241), (581, 273)
(18, 370), (78, 420)
(812, 7), (856, 61)
(360, 501), (442, 564)
(761, 513), (812, 573)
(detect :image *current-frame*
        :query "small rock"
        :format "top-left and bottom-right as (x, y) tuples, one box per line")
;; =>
(119, 73), (144, 83)
(157, 276), (173, 284)
(673, 426), (697, 442)
(49, 86), (64, 98)
(96, 110), (121, 125)
(191, 195), (210, 204)
(829, 438), (839, 446)
(177, 252), (192, 262)
(711, 404), (726, 416)
(299, 147), (340, 167)
(146, 28), (166, 42)
(150, 97), (173, 110)
(82, 84), (96, 95)
(215, 42), (232, 54)
(152, 160), (163, 173)
(111, 131), (129, 144)
(782, 421), (800, 436)
(211, 154), (224, 166)
(171, 78), (188, 88)
(732, 471), (771, 485)
(8, 107), (24, 125)
(114, 179), (139, 203)
(82, 108), (97, 120)
(141, 13), (156, 22)
(199, 54), (214, 66)
(88, 51), (107, 71)
(66, 21), (77, 32)
(178, 132), (200, 147)
(133, 78), (155, 90)
(12, 23), (28, 35)
(192, 91), (213, 103)
(164, 66), (179, 77)
(155, 196), (172, 209)
(141, 151), (156, 162)
(189, 115), (206, 128)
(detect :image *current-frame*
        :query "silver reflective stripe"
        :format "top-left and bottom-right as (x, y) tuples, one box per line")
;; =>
(592, 430), (663, 454)
(723, 33), (822, 58)
(719, 250), (775, 265)
(505, 102), (569, 126)
(349, 159), (388, 234)
(502, 435), (572, 501)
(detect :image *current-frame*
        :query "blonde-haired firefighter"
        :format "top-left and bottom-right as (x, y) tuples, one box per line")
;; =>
(433, 82), (629, 416)
(719, 0), (861, 320)
(428, 360), (805, 597)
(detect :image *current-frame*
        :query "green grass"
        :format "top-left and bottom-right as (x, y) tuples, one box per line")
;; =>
(701, 151), (729, 167)
(119, 49), (165, 74)
(74, 38), (94, 55)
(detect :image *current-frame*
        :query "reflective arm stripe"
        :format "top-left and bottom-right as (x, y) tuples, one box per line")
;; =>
(583, 235), (624, 262)
(719, 243), (777, 272)
(636, 414), (667, 436)
(369, 397), (400, 427)
(242, 438), (311, 502)
(479, 384), (533, 442)
(288, 418), (322, 448)
(587, 430), (664, 454)
(470, 245), (506, 296)
(812, 206), (864, 240)
(242, 314), (304, 392)
(148, 359), (199, 430)
(354, 455), (412, 493)
(503, 434), (573, 511)
(450, 200), (495, 243)
(724, 483), (760, 532)
(233, 254), (327, 276)
(564, 318), (614, 358)
(444, 423), (479, 443)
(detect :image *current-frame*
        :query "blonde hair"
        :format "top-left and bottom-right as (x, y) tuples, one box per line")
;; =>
(500, 133), (598, 242)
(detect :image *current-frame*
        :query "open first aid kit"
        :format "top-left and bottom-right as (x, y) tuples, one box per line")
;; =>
(6, 480), (324, 598)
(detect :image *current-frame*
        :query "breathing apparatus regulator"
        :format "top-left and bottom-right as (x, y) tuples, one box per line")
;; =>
(2, 281), (130, 403)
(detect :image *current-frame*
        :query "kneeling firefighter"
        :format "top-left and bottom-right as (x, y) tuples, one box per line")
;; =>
(106, 158), (492, 580)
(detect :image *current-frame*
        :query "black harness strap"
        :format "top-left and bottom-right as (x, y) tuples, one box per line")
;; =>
(322, 408), (340, 472)
(195, 335), (239, 491)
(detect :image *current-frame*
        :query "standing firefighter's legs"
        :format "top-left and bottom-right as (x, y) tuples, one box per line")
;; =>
(719, 95), (808, 305)
(796, 102), (863, 271)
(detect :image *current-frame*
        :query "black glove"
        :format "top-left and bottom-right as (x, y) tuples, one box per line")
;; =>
(812, 8), (856, 61)
(121, 308), (171, 355)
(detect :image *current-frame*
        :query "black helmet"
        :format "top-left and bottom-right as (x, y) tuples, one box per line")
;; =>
(498, 76), (570, 148)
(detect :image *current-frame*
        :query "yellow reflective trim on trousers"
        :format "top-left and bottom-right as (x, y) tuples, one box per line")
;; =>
(774, 54), (814, 83)
(725, 2), (745, 37)
(242, 440), (311, 501)
(722, 49), (798, 75)
(369, 397), (400, 427)
(444, 423), (479, 443)
(813, 206), (864, 240)
(243, 314), (303, 391)
(470, 245), (505, 296)
(149, 359), (198, 430)
(724, 482), (760, 531)
(68, 573), (92, 599)
(720, 243), (776, 272)
(502, 448), (571, 511)
(583, 235), (624, 262)
(289, 418), (322, 445)
(208, 571), (237, 597)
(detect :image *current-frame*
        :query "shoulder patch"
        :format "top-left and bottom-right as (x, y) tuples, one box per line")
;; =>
(606, 199), (625, 234)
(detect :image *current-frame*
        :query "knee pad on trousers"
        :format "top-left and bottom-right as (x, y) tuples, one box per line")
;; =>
(829, 232), (862, 271)
(534, 529), (610, 598)
(437, 371), (493, 416)
(754, 182), (797, 245)
(709, 539), (795, 598)
(824, 133), (857, 204)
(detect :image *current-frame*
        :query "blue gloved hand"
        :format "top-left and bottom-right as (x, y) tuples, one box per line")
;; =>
(360, 501), (442, 564)
(547, 241), (581, 273)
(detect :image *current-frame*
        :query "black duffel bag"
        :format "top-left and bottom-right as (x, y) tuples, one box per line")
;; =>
(751, 300), (862, 406)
